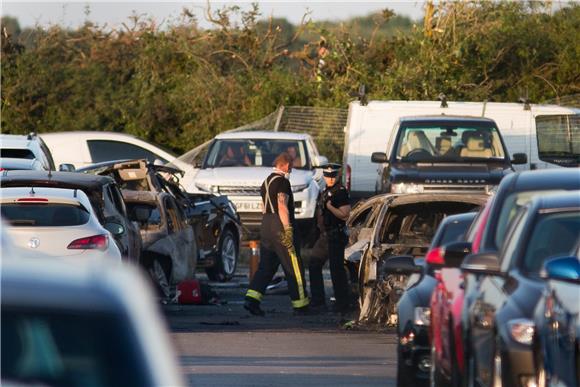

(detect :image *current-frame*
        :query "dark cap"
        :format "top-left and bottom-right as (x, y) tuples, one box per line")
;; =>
(321, 163), (342, 177)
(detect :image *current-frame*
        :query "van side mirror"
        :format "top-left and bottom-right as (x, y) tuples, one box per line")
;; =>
(371, 152), (388, 163)
(379, 255), (421, 276)
(59, 163), (76, 172)
(511, 153), (527, 165)
(461, 252), (502, 276)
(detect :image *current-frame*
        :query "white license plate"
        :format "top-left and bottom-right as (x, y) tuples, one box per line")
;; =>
(233, 200), (262, 212)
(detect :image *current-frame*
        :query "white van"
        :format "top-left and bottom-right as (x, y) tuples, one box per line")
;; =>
(342, 100), (579, 199)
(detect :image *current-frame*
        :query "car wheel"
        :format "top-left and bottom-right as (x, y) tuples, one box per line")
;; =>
(431, 345), (450, 387)
(206, 229), (238, 282)
(143, 252), (172, 299)
(397, 345), (413, 387)
(492, 339), (503, 387)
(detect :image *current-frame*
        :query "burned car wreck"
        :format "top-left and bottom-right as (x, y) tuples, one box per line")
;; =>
(79, 159), (242, 282)
(346, 193), (488, 326)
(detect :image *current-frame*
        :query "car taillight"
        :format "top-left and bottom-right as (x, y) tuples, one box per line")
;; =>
(425, 247), (445, 265)
(67, 234), (108, 251)
(345, 164), (351, 191)
(17, 198), (49, 202)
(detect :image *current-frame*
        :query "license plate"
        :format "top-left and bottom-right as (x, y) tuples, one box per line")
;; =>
(233, 200), (262, 212)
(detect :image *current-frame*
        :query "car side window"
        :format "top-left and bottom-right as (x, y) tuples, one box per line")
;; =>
(87, 140), (167, 164)
(108, 185), (127, 216)
(350, 207), (372, 228)
(499, 206), (529, 272)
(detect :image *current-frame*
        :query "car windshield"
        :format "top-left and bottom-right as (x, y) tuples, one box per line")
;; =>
(1, 148), (35, 159)
(2, 307), (150, 387)
(522, 211), (580, 273)
(395, 121), (506, 162)
(1, 203), (90, 227)
(205, 139), (310, 169)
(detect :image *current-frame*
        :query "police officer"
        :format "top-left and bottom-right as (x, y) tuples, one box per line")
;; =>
(309, 163), (352, 312)
(244, 152), (310, 316)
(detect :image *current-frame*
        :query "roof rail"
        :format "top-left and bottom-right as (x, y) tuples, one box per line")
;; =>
(27, 131), (36, 140)
(518, 97), (531, 111)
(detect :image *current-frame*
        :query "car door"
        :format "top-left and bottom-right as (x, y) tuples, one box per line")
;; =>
(164, 196), (196, 282)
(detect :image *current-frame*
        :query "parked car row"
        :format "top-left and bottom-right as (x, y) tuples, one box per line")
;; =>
(345, 168), (580, 387)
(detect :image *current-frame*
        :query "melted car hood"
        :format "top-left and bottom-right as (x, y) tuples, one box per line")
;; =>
(195, 167), (312, 187)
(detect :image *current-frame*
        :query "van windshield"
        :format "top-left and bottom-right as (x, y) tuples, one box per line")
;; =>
(395, 121), (506, 162)
(204, 139), (309, 169)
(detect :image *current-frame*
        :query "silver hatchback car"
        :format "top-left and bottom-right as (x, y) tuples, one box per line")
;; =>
(1, 257), (185, 387)
(1, 186), (123, 262)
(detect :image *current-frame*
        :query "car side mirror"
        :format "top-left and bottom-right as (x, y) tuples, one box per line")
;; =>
(104, 222), (125, 236)
(460, 252), (502, 276)
(511, 153), (528, 165)
(541, 256), (580, 283)
(59, 163), (76, 172)
(379, 255), (421, 276)
(371, 152), (388, 163)
(193, 160), (203, 168)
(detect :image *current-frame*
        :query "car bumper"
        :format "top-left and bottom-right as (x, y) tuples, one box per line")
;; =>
(504, 346), (535, 387)
(399, 327), (431, 380)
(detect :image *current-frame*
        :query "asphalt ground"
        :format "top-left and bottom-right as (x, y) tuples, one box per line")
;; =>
(163, 267), (398, 386)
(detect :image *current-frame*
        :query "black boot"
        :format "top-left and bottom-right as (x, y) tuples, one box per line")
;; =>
(244, 298), (265, 316)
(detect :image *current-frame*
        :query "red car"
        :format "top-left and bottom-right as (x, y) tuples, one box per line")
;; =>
(429, 196), (494, 385)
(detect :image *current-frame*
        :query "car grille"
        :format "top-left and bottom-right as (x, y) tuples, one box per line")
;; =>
(423, 184), (490, 192)
(218, 186), (261, 196)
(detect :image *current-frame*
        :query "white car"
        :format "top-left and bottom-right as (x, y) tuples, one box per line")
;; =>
(0, 133), (56, 170)
(1, 257), (185, 386)
(193, 131), (328, 241)
(40, 131), (193, 172)
(1, 186), (122, 262)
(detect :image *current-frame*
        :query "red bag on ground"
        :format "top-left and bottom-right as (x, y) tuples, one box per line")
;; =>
(177, 279), (202, 304)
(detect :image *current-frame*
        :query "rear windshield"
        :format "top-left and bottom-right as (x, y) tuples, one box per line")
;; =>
(1, 148), (35, 159)
(2, 307), (150, 387)
(395, 121), (506, 162)
(535, 114), (580, 167)
(1, 203), (90, 227)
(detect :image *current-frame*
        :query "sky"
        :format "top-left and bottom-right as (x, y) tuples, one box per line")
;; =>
(2, 1), (426, 30)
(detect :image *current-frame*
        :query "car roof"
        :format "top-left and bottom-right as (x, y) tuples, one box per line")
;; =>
(398, 115), (496, 124)
(0, 170), (114, 191)
(387, 193), (490, 207)
(1, 258), (138, 311)
(215, 131), (311, 140)
(0, 134), (40, 148)
(1, 186), (92, 207)
(530, 191), (580, 212)
(0, 158), (44, 170)
(40, 131), (141, 141)
(508, 169), (580, 192)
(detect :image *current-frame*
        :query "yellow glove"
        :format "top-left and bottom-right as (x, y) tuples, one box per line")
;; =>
(279, 226), (294, 249)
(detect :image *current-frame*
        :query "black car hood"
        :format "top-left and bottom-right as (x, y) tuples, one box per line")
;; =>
(390, 161), (511, 185)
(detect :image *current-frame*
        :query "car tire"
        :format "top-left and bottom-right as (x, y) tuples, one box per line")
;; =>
(431, 345), (450, 387)
(492, 338), (503, 387)
(397, 345), (413, 387)
(142, 251), (172, 299)
(206, 229), (238, 282)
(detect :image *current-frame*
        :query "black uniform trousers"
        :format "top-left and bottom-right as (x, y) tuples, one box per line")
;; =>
(246, 214), (309, 309)
(309, 228), (350, 309)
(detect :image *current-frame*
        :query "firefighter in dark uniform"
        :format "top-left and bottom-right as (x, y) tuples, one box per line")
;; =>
(244, 152), (310, 316)
(309, 163), (352, 312)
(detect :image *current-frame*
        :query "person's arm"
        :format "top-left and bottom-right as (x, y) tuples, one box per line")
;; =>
(277, 192), (291, 228)
(325, 202), (351, 221)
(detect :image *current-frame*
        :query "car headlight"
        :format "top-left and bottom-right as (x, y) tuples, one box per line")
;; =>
(508, 318), (535, 345)
(196, 182), (217, 193)
(414, 307), (431, 326)
(392, 183), (424, 194)
(292, 183), (309, 193)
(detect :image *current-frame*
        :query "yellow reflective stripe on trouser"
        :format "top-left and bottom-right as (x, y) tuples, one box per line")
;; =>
(246, 289), (263, 302)
(288, 247), (309, 308)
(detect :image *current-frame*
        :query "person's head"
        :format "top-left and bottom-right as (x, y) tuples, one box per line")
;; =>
(273, 152), (293, 175)
(286, 145), (297, 159)
(322, 164), (341, 187)
(225, 145), (235, 159)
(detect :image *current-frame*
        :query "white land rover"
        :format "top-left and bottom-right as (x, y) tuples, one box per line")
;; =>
(193, 131), (328, 241)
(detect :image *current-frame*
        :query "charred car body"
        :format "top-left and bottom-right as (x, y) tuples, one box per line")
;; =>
(78, 159), (242, 282)
(0, 170), (142, 263)
(350, 193), (488, 326)
(371, 116), (527, 194)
